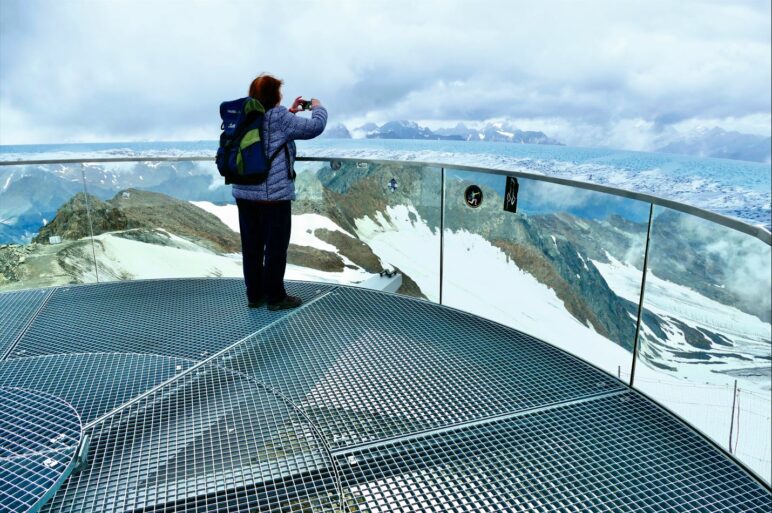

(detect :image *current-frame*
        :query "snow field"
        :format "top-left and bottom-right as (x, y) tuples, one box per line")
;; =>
(91, 230), (242, 281)
(354, 205), (441, 302)
(189, 201), (241, 233)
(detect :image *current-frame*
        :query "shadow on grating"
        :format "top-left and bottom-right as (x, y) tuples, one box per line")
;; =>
(42, 363), (340, 513)
(336, 392), (771, 513)
(217, 287), (624, 451)
(0, 288), (50, 358)
(0, 353), (193, 424)
(5, 279), (332, 360)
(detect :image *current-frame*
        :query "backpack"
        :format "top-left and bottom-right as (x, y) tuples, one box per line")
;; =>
(215, 97), (290, 185)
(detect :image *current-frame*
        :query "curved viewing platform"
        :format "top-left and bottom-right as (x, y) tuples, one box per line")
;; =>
(0, 156), (770, 512)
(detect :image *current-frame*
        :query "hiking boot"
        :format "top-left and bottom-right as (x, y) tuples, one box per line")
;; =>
(248, 297), (266, 308)
(267, 295), (303, 311)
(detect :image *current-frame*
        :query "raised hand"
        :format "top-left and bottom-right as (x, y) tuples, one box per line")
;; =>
(289, 96), (303, 114)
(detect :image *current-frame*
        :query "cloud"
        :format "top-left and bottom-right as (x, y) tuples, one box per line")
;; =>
(0, 0), (769, 145)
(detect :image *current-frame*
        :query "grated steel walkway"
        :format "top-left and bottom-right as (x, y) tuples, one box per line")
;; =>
(0, 279), (769, 512)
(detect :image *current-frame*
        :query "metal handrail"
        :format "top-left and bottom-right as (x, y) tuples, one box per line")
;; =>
(0, 155), (769, 244)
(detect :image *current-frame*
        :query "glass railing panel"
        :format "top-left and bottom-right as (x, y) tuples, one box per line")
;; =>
(441, 168), (651, 378)
(637, 206), (771, 483)
(0, 163), (98, 291)
(79, 160), (243, 281)
(292, 159), (441, 300)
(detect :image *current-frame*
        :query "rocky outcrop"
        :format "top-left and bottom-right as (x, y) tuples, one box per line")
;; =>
(318, 122), (352, 139)
(0, 244), (32, 282)
(34, 189), (240, 254)
(287, 244), (345, 272)
(315, 229), (383, 274)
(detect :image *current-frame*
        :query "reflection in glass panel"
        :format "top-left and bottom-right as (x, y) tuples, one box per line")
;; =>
(0, 163), (97, 291)
(638, 206), (771, 483)
(442, 169), (650, 377)
(78, 160), (242, 282)
(292, 160), (441, 300)
(65, 158), (444, 297)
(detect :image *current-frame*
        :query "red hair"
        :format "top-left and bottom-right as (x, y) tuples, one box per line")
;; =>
(248, 74), (283, 108)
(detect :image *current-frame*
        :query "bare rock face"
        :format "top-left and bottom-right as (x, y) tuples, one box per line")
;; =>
(314, 229), (383, 274)
(287, 244), (345, 272)
(0, 244), (28, 282)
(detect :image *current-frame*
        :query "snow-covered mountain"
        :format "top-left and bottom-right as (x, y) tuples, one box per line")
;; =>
(353, 120), (563, 145)
(359, 120), (463, 140)
(655, 127), (771, 163)
(319, 122), (352, 139)
(435, 121), (563, 145)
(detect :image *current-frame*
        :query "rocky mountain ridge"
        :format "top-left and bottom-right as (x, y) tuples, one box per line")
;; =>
(0, 161), (232, 244)
(34, 189), (241, 254)
(318, 122), (352, 139)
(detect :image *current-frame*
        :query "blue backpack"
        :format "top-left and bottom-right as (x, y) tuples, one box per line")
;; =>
(215, 97), (288, 185)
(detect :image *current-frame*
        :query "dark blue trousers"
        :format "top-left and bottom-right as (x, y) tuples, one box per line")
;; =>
(235, 199), (291, 304)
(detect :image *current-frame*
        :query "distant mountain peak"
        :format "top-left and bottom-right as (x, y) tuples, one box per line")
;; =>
(320, 122), (352, 139)
(361, 119), (562, 145)
(34, 189), (240, 253)
(655, 127), (771, 163)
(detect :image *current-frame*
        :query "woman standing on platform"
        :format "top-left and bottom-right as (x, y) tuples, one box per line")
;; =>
(233, 73), (327, 310)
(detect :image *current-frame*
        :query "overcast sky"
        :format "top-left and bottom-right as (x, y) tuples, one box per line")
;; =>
(1, 0), (770, 148)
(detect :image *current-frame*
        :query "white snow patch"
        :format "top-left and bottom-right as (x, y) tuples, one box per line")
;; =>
(190, 201), (241, 233)
(442, 230), (633, 378)
(285, 262), (371, 285)
(187, 203), (376, 286)
(2, 173), (13, 192)
(593, 254), (769, 341)
(291, 214), (357, 252)
(577, 251), (589, 270)
(93, 231), (242, 280)
(354, 205), (440, 301)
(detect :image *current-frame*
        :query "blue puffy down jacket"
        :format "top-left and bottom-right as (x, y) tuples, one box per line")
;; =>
(231, 105), (327, 201)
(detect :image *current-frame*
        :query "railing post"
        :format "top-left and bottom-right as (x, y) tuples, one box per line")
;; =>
(729, 379), (738, 453)
(80, 164), (100, 283)
(629, 203), (654, 388)
(439, 167), (445, 305)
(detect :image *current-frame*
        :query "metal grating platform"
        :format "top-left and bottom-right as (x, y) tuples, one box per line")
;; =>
(4, 279), (331, 360)
(0, 279), (768, 512)
(42, 364), (339, 513)
(0, 387), (82, 513)
(218, 287), (625, 451)
(0, 354), (192, 424)
(335, 393), (770, 512)
(0, 289), (50, 359)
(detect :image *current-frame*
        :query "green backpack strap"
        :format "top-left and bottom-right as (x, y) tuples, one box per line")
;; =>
(233, 99), (266, 175)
